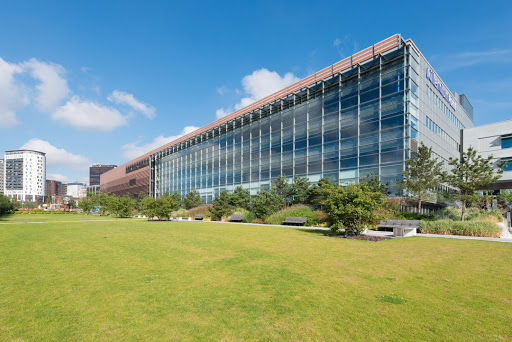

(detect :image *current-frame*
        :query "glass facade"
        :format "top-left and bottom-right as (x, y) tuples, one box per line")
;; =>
(152, 47), (423, 202)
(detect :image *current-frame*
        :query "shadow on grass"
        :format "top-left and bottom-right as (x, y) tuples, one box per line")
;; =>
(296, 228), (336, 236)
(297, 228), (393, 242)
(0, 214), (15, 221)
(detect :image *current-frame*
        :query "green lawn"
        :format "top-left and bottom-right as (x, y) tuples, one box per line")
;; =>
(0, 216), (511, 341)
(0, 213), (136, 223)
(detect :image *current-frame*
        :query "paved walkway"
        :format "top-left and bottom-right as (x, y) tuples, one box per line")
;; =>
(364, 223), (512, 243)
(203, 220), (512, 243)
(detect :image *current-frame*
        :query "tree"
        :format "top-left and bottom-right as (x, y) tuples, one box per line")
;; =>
(209, 190), (234, 221)
(169, 192), (183, 209)
(68, 199), (77, 210)
(153, 193), (180, 220)
(325, 182), (387, 235)
(360, 174), (390, 196)
(442, 146), (504, 221)
(0, 194), (15, 215)
(183, 190), (204, 209)
(272, 176), (290, 206)
(109, 195), (135, 217)
(289, 176), (311, 204)
(90, 193), (112, 216)
(309, 177), (335, 209)
(78, 198), (94, 214)
(134, 192), (147, 213)
(397, 143), (443, 214)
(229, 186), (251, 209)
(140, 196), (157, 220)
(252, 189), (285, 218)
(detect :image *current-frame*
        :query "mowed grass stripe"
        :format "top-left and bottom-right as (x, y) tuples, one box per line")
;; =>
(0, 218), (510, 341)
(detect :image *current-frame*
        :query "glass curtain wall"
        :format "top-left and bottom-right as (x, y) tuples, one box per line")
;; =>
(154, 47), (418, 202)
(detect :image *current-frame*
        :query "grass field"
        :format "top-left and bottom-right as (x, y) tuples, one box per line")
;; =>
(0, 213), (136, 223)
(0, 215), (511, 341)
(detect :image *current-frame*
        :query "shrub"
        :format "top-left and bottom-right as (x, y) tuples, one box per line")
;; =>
(325, 182), (386, 235)
(395, 212), (431, 220)
(265, 205), (327, 226)
(252, 189), (284, 218)
(431, 206), (503, 222)
(210, 190), (235, 221)
(419, 220), (501, 237)
(243, 211), (257, 223)
(187, 205), (212, 218)
(183, 190), (203, 210)
(172, 209), (190, 218)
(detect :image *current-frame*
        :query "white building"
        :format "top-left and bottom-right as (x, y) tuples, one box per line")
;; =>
(0, 159), (4, 194)
(463, 119), (512, 190)
(4, 150), (46, 203)
(67, 182), (87, 198)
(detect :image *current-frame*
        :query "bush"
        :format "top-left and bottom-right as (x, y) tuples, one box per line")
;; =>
(419, 220), (501, 237)
(265, 205), (327, 226)
(432, 206), (503, 222)
(210, 190), (235, 221)
(395, 212), (431, 220)
(243, 211), (257, 223)
(252, 189), (284, 218)
(172, 209), (190, 218)
(187, 205), (212, 218)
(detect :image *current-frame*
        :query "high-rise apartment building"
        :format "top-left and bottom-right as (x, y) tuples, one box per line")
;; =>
(89, 164), (116, 186)
(4, 150), (46, 203)
(0, 159), (4, 194)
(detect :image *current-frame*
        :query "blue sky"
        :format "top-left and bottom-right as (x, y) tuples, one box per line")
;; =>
(1, 1), (511, 184)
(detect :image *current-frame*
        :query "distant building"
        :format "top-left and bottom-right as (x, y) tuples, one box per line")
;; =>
(0, 159), (4, 194)
(45, 179), (66, 197)
(463, 119), (512, 190)
(60, 183), (68, 197)
(90, 164), (116, 186)
(67, 182), (86, 198)
(4, 149), (46, 203)
(86, 184), (100, 194)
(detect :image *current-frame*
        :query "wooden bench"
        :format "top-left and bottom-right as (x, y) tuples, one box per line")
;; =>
(194, 215), (204, 220)
(229, 215), (244, 222)
(283, 217), (308, 226)
(378, 219), (420, 237)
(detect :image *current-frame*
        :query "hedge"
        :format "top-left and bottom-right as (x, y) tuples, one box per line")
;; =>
(265, 205), (327, 226)
(419, 220), (501, 238)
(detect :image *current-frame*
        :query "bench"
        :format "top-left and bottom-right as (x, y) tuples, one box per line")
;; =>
(229, 215), (244, 222)
(194, 215), (204, 220)
(283, 217), (308, 226)
(378, 219), (420, 237)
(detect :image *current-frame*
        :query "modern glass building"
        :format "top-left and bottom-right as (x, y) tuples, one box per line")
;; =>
(102, 34), (475, 203)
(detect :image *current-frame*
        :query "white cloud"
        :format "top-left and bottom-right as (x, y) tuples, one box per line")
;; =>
(216, 86), (228, 95)
(0, 57), (28, 127)
(122, 126), (200, 159)
(52, 96), (128, 131)
(215, 108), (229, 119)
(46, 173), (73, 184)
(216, 68), (299, 119)
(108, 90), (155, 119)
(333, 35), (359, 58)
(22, 58), (70, 111)
(20, 138), (91, 171)
(432, 49), (512, 72)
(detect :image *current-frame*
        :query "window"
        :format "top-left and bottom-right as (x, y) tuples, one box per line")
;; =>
(502, 136), (512, 149)
(502, 157), (512, 170)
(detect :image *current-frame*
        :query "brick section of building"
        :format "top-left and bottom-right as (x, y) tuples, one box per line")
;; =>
(100, 161), (150, 197)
